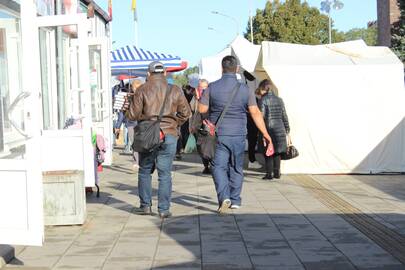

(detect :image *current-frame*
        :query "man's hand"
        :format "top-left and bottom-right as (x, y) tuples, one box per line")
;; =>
(262, 135), (274, 156)
(114, 128), (120, 135)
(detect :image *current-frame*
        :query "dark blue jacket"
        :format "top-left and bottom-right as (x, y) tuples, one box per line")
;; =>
(201, 73), (256, 136)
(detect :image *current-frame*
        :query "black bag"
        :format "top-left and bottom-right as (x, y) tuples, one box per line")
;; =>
(197, 83), (241, 160)
(132, 85), (171, 153)
(196, 127), (217, 159)
(281, 145), (299, 160)
(189, 97), (203, 134)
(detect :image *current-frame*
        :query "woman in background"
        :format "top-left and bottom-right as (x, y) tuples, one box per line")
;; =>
(258, 79), (290, 180)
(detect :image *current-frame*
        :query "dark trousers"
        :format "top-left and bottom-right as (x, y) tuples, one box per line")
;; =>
(177, 121), (190, 154)
(138, 135), (177, 213)
(212, 135), (245, 206)
(247, 116), (258, 163)
(202, 157), (210, 168)
(264, 153), (281, 175)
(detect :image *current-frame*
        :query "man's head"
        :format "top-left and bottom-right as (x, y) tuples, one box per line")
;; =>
(147, 61), (166, 77)
(222, 55), (239, 74)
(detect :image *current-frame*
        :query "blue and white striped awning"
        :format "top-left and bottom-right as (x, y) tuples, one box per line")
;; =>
(110, 45), (187, 76)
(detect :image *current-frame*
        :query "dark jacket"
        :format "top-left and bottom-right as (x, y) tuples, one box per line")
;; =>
(259, 92), (290, 154)
(127, 74), (191, 137)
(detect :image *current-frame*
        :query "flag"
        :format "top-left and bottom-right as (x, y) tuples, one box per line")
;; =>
(131, 0), (137, 21)
(108, 0), (112, 19)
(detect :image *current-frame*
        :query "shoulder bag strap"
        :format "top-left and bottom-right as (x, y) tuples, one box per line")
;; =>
(157, 84), (172, 121)
(215, 82), (241, 130)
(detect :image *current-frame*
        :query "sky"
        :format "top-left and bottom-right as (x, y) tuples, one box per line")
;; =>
(95, 0), (377, 67)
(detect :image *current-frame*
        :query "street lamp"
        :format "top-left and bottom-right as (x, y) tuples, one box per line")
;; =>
(211, 11), (239, 38)
(249, 0), (254, 43)
(320, 0), (344, 44)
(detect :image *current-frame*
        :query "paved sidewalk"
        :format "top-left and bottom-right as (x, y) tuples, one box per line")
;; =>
(5, 150), (405, 270)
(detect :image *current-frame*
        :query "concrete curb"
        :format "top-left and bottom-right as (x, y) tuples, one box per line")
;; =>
(0, 245), (14, 268)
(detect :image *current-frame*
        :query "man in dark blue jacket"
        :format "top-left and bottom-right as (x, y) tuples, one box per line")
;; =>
(199, 55), (272, 214)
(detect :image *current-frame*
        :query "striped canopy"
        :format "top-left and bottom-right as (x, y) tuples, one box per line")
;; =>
(110, 45), (187, 76)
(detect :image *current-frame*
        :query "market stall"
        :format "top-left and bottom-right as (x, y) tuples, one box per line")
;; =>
(256, 40), (405, 174)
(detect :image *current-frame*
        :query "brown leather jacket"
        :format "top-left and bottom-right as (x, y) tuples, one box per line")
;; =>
(127, 74), (191, 137)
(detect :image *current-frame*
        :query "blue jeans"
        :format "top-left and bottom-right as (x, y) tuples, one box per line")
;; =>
(138, 134), (177, 213)
(212, 135), (245, 206)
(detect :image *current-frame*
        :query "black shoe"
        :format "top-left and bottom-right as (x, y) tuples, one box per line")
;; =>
(175, 154), (182, 160)
(138, 206), (152, 215)
(273, 171), (281, 179)
(262, 174), (273, 180)
(159, 211), (172, 219)
(202, 167), (211, 174)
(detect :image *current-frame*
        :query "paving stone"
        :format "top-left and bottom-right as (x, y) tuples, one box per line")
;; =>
(6, 152), (405, 270)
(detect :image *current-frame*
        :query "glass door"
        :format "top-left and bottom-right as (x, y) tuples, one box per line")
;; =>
(0, 1), (43, 246)
(89, 38), (112, 165)
(36, 13), (95, 187)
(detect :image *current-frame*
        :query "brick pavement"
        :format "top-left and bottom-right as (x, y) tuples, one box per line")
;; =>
(4, 150), (405, 270)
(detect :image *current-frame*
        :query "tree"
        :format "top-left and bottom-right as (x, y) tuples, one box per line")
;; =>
(344, 26), (377, 46)
(391, 0), (405, 62)
(245, 0), (345, 45)
(173, 66), (199, 87)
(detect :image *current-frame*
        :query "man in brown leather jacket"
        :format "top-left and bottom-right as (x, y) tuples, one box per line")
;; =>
(127, 61), (191, 218)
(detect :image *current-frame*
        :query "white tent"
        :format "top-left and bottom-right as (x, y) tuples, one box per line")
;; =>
(256, 40), (405, 174)
(199, 47), (231, 83)
(199, 35), (261, 83)
(230, 35), (261, 73)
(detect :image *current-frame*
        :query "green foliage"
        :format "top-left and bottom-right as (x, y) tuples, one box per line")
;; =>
(172, 66), (199, 87)
(391, 0), (405, 62)
(245, 0), (344, 45)
(344, 26), (377, 46)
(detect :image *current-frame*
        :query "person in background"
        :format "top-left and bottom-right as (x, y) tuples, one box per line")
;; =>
(112, 81), (125, 147)
(258, 79), (290, 180)
(128, 79), (143, 169)
(189, 78), (211, 174)
(247, 95), (262, 170)
(114, 83), (137, 154)
(176, 77), (197, 160)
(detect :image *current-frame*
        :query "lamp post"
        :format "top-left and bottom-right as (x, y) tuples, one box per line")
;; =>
(320, 0), (344, 44)
(249, 0), (254, 43)
(211, 11), (239, 38)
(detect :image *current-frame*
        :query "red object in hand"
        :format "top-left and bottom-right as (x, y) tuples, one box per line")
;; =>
(203, 119), (216, 136)
(264, 141), (274, 157)
(159, 130), (165, 141)
(196, 87), (203, 100)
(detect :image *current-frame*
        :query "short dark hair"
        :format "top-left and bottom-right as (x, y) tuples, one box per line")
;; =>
(222, 55), (238, 73)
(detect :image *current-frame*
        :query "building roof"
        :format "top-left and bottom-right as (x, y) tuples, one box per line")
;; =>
(80, 0), (111, 22)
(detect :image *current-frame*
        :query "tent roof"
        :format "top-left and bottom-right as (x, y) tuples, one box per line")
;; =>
(199, 47), (232, 83)
(230, 35), (261, 73)
(110, 46), (187, 76)
(257, 40), (402, 68)
(199, 36), (260, 82)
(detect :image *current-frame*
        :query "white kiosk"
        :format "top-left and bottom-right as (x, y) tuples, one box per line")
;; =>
(0, 0), (112, 246)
